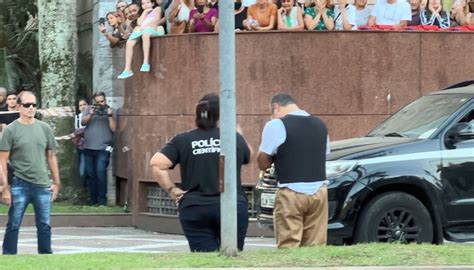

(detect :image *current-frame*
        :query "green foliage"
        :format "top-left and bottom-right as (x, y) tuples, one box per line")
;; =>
(0, 0), (40, 94)
(0, 244), (474, 269)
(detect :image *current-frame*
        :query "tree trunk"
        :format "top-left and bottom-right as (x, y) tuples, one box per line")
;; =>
(38, 0), (79, 201)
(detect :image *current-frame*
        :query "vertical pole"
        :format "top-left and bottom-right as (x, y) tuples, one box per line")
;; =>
(219, 0), (238, 257)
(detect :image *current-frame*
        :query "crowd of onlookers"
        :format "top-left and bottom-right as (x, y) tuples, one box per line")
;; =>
(99, 0), (474, 78)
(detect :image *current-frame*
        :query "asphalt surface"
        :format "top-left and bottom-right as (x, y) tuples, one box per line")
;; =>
(0, 226), (275, 254)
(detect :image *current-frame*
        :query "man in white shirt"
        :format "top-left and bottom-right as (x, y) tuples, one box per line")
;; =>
(368, 0), (411, 27)
(334, 0), (357, 30)
(257, 93), (330, 248)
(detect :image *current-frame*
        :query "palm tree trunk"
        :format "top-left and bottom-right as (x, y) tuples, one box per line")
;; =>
(38, 0), (79, 200)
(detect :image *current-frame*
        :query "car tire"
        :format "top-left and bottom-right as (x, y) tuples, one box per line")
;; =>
(354, 192), (433, 244)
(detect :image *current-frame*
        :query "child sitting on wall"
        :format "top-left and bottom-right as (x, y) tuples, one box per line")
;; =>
(118, 0), (165, 79)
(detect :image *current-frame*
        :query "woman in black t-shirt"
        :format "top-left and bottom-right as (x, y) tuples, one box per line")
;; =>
(150, 93), (252, 252)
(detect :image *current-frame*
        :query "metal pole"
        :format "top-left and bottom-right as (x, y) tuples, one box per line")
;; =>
(219, 0), (238, 257)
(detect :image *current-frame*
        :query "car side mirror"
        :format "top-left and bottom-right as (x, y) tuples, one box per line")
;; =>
(445, 123), (474, 149)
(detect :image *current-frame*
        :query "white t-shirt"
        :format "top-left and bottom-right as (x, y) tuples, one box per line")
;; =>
(371, 0), (411, 25)
(356, 6), (372, 27)
(281, 7), (301, 28)
(334, 4), (357, 30)
(259, 110), (331, 195)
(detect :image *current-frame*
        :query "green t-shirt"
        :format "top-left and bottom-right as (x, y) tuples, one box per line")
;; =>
(304, 7), (334, 30)
(0, 119), (57, 187)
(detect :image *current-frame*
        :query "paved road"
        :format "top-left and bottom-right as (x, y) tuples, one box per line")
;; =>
(0, 227), (276, 254)
(1, 228), (473, 269)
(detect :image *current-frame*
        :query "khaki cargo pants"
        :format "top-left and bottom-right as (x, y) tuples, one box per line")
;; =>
(273, 186), (328, 248)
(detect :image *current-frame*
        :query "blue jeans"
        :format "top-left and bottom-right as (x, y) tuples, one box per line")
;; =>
(83, 149), (110, 205)
(179, 201), (249, 252)
(3, 176), (52, 254)
(77, 149), (87, 189)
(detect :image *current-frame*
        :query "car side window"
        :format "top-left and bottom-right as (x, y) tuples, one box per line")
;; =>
(455, 109), (474, 143)
(444, 108), (474, 149)
(459, 110), (474, 130)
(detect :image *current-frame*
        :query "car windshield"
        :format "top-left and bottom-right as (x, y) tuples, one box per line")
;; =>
(368, 94), (470, 139)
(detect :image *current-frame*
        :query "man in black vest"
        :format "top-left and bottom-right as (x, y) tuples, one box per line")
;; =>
(257, 93), (329, 248)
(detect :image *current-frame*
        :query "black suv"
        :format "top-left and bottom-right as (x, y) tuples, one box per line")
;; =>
(255, 81), (474, 244)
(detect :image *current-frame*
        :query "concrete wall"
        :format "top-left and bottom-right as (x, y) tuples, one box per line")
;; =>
(114, 31), (474, 215)
(92, 0), (126, 108)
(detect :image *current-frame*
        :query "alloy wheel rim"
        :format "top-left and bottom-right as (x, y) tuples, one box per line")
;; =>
(376, 208), (421, 243)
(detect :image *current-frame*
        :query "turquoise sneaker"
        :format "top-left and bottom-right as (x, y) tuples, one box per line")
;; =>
(117, 70), (134, 79)
(140, 63), (150, 72)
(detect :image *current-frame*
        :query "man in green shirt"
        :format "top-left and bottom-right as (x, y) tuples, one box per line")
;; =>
(0, 91), (60, 254)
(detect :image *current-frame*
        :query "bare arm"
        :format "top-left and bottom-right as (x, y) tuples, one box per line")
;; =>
(169, 0), (183, 23)
(108, 116), (117, 132)
(304, 9), (321, 29)
(257, 151), (273, 171)
(150, 153), (185, 202)
(104, 32), (121, 48)
(143, 7), (163, 28)
(137, 8), (152, 26)
(368, 15), (376, 26)
(107, 108), (116, 132)
(189, 18), (196, 32)
(0, 151), (11, 205)
(397, 20), (408, 28)
(99, 24), (120, 48)
(46, 150), (60, 202)
(321, 8), (334, 30)
(201, 11), (218, 31)
(340, 9), (354, 30)
(256, 14), (276, 30)
(467, 13), (474, 25)
(81, 107), (94, 126)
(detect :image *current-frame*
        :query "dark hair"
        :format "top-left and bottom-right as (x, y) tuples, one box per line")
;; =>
(93, 91), (106, 99)
(271, 93), (296, 106)
(17, 90), (36, 105)
(6, 91), (17, 98)
(136, 0), (157, 15)
(76, 98), (89, 115)
(195, 93), (219, 130)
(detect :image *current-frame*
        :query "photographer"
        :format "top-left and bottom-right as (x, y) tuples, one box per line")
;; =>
(81, 92), (117, 206)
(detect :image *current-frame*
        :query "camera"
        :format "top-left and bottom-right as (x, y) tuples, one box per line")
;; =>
(92, 104), (109, 116)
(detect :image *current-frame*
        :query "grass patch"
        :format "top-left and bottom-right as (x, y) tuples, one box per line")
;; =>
(0, 202), (124, 214)
(0, 243), (473, 269)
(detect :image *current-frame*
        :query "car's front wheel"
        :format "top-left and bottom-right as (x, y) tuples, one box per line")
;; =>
(354, 192), (433, 244)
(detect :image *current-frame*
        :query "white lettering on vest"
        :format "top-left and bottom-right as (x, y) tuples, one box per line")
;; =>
(190, 137), (221, 155)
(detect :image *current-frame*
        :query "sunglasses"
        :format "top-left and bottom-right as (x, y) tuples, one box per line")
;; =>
(21, 103), (37, 108)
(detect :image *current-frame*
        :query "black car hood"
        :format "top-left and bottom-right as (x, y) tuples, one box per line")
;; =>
(327, 136), (418, 160)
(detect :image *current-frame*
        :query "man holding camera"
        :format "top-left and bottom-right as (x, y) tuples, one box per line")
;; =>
(81, 92), (116, 205)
